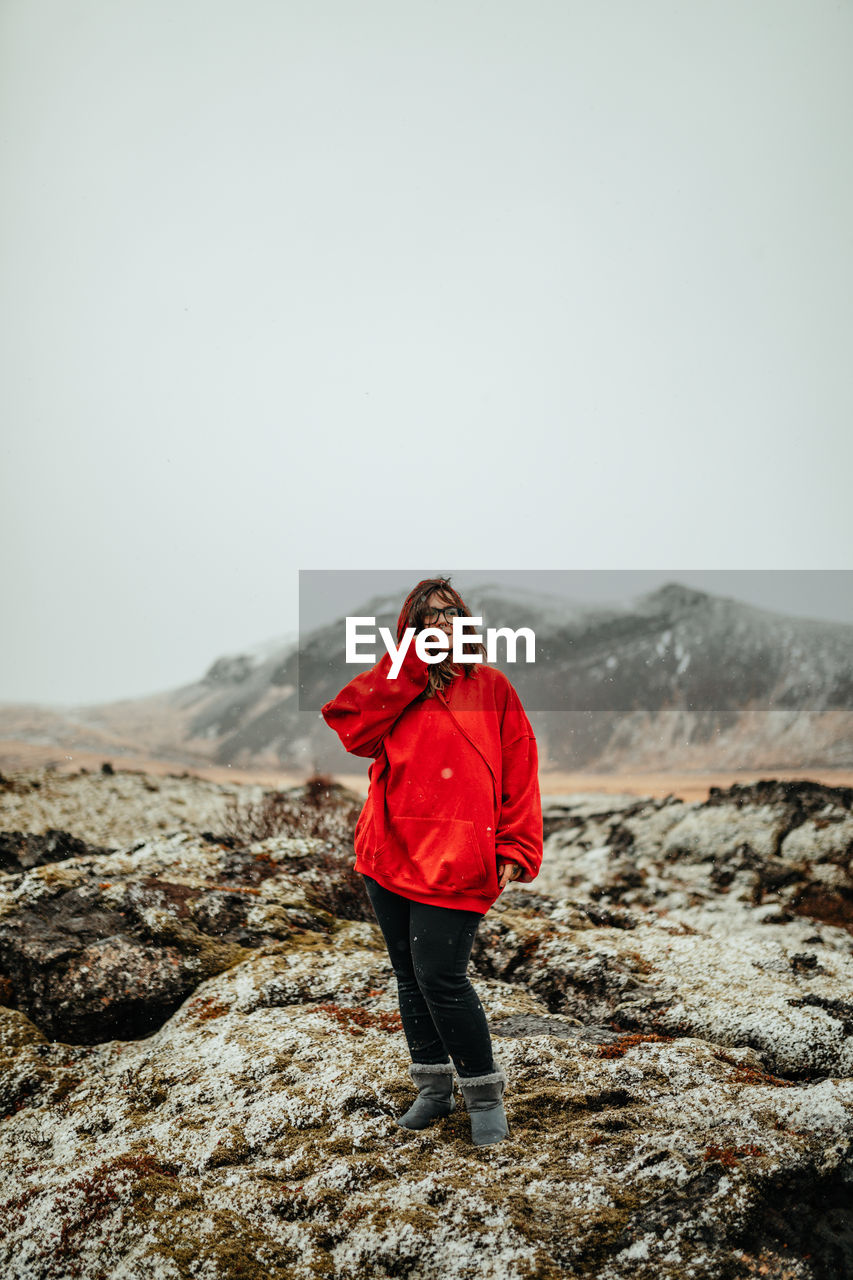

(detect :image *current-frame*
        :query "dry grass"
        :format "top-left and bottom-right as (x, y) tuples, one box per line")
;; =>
(218, 774), (363, 844)
(2, 740), (852, 805)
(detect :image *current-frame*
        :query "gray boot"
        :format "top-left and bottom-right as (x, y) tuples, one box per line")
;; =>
(457, 1065), (509, 1146)
(397, 1062), (456, 1130)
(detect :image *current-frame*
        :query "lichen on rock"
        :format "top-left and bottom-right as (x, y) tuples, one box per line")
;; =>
(0, 768), (852, 1279)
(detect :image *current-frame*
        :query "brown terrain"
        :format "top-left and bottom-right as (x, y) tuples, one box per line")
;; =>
(2, 737), (851, 803)
(2, 753), (853, 1278)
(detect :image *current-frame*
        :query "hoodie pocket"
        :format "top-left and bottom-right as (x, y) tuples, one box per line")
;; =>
(376, 815), (490, 896)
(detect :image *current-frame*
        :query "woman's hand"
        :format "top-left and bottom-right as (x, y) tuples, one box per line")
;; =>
(497, 859), (522, 891)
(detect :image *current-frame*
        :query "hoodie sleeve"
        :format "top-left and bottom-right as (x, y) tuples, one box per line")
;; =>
(494, 689), (543, 884)
(321, 636), (431, 759)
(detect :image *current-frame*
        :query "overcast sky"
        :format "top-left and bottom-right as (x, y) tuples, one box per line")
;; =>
(2, 0), (851, 708)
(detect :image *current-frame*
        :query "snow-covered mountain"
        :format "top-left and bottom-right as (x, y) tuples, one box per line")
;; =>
(1, 582), (851, 771)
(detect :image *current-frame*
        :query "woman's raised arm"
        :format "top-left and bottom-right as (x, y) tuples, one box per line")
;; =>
(321, 638), (430, 758)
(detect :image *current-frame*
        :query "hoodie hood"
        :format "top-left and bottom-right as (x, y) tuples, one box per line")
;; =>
(396, 596), (414, 645)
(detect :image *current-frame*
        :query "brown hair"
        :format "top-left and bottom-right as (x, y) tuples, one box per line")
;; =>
(398, 576), (486, 698)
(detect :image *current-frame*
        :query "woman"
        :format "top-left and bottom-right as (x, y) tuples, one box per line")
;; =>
(321, 577), (543, 1147)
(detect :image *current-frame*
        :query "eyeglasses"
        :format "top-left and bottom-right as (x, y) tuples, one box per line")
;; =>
(422, 606), (465, 625)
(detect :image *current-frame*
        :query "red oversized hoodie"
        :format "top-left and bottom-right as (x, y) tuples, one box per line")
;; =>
(320, 598), (543, 914)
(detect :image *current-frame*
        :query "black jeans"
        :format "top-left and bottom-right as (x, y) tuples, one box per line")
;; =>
(362, 874), (496, 1078)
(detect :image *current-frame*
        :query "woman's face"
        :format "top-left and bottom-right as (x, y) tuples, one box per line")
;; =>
(422, 591), (460, 641)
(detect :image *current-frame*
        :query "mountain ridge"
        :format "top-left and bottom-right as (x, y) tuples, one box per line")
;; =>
(1, 580), (850, 772)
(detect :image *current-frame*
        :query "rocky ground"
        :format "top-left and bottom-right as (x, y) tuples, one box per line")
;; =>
(0, 767), (851, 1280)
